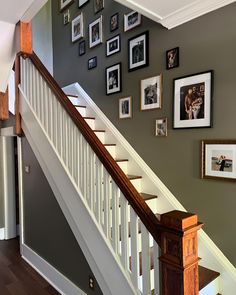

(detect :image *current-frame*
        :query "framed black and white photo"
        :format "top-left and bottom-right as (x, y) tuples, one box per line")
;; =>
(89, 16), (103, 48)
(79, 40), (86, 56)
(94, 0), (104, 13)
(119, 97), (132, 119)
(60, 0), (74, 11)
(128, 31), (149, 72)
(71, 13), (84, 42)
(106, 63), (122, 95)
(201, 140), (236, 181)
(173, 71), (213, 129)
(78, 0), (89, 8)
(63, 9), (70, 25)
(141, 74), (162, 111)
(155, 118), (167, 137)
(110, 13), (119, 32)
(124, 11), (141, 32)
(106, 35), (120, 57)
(166, 47), (179, 70)
(88, 56), (97, 70)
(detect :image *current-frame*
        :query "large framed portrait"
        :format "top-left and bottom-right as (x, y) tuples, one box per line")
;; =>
(124, 11), (141, 32)
(78, 0), (89, 8)
(89, 16), (103, 48)
(60, 0), (74, 11)
(141, 74), (162, 111)
(71, 13), (84, 42)
(106, 35), (120, 57)
(173, 71), (213, 129)
(128, 31), (149, 72)
(119, 97), (132, 119)
(94, 0), (104, 13)
(106, 63), (122, 95)
(201, 140), (236, 181)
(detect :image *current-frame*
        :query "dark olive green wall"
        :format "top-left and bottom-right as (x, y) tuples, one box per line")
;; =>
(22, 136), (102, 294)
(52, 1), (236, 266)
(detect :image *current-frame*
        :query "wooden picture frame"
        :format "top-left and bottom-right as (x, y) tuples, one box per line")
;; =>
(124, 11), (141, 32)
(119, 97), (132, 119)
(166, 47), (179, 70)
(71, 13), (84, 42)
(141, 74), (162, 111)
(60, 0), (74, 11)
(106, 63), (122, 95)
(155, 118), (167, 137)
(89, 16), (103, 48)
(106, 34), (121, 57)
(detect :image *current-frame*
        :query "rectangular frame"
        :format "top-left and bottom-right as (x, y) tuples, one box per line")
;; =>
(124, 11), (141, 32)
(201, 140), (236, 181)
(128, 31), (149, 72)
(60, 0), (74, 11)
(89, 16), (103, 48)
(78, 0), (89, 8)
(141, 74), (163, 111)
(79, 40), (86, 56)
(110, 12), (119, 32)
(173, 71), (213, 129)
(71, 13), (84, 42)
(119, 96), (132, 119)
(106, 63), (122, 95)
(166, 47), (179, 70)
(94, 0), (104, 14)
(155, 118), (167, 137)
(106, 34), (121, 57)
(88, 56), (97, 70)
(63, 9), (70, 25)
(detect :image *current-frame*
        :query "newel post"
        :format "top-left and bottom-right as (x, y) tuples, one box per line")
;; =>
(0, 88), (9, 121)
(159, 210), (203, 295)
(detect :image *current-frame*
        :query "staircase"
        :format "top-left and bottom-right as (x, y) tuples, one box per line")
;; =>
(15, 52), (236, 294)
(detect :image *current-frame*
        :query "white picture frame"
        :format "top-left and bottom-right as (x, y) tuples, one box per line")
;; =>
(78, 0), (89, 8)
(89, 16), (103, 48)
(71, 13), (84, 43)
(106, 63), (122, 95)
(155, 118), (167, 137)
(141, 74), (162, 111)
(119, 97), (132, 119)
(60, 0), (74, 11)
(124, 11), (141, 32)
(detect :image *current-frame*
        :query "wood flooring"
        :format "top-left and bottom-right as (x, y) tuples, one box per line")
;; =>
(0, 238), (61, 295)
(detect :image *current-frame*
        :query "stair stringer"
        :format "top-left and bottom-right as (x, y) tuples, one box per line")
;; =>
(19, 88), (141, 295)
(63, 82), (236, 294)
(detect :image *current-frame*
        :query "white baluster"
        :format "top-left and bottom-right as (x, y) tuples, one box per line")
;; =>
(153, 240), (160, 295)
(130, 207), (139, 288)
(103, 169), (110, 238)
(111, 183), (120, 254)
(95, 159), (101, 223)
(141, 223), (151, 294)
(120, 194), (129, 270)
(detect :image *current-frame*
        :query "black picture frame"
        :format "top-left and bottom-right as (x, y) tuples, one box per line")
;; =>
(88, 56), (97, 70)
(79, 40), (86, 56)
(105, 63), (122, 95)
(173, 70), (213, 129)
(110, 12), (119, 32)
(166, 47), (179, 70)
(128, 31), (149, 72)
(106, 34), (121, 57)
(94, 0), (104, 14)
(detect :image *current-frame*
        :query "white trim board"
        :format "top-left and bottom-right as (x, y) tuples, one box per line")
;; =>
(0, 228), (4, 240)
(22, 244), (87, 295)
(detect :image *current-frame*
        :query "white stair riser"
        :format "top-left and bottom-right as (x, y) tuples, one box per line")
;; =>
(85, 118), (95, 130)
(130, 178), (142, 192)
(117, 161), (128, 174)
(199, 277), (220, 295)
(76, 106), (86, 116)
(94, 131), (105, 144)
(146, 198), (158, 214)
(105, 145), (116, 158)
(68, 96), (80, 105)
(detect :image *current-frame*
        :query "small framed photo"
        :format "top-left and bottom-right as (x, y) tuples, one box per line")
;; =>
(202, 140), (236, 181)
(63, 10), (70, 25)
(124, 11), (141, 32)
(60, 0), (74, 11)
(71, 13), (84, 42)
(106, 35), (120, 57)
(155, 118), (167, 137)
(88, 56), (97, 70)
(141, 74), (163, 111)
(79, 40), (86, 56)
(166, 47), (179, 70)
(106, 63), (122, 95)
(128, 31), (149, 72)
(110, 13), (119, 32)
(94, 0), (104, 13)
(173, 71), (213, 129)
(89, 16), (103, 48)
(78, 0), (89, 8)
(119, 97), (132, 119)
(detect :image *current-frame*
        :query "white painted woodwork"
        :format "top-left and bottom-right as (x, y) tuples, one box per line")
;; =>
(104, 145), (116, 158)
(84, 118), (96, 130)
(94, 131), (105, 144)
(76, 106), (87, 116)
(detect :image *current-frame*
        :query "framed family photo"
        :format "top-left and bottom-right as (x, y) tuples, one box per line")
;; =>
(94, 0), (104, 13)
(141, 74), (162, 111)
(89, 16), (103, 48)
(60, 0), (74, 11)
(155, 118), (167, 137)
(202, 140), (236, 181)
(71, 13), (84, 42)
(128, 31), (149, 71)
(88, 56), (97, 70)
(106, 35), (120, 57)
(124, 11), (141, 32)
(78, 0), (89, 8)
(79, 40), (86, 56)
(119, 97), (132, 119)
(63, 9), (70, 25)
(106, 63), (122, 95)
(166, 47), (179, 70)
(173, 71), (213, 129)
(110, 13), (119, 32)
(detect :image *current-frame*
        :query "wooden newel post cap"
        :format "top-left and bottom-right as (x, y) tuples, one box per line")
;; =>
(161, 210), (199, 231)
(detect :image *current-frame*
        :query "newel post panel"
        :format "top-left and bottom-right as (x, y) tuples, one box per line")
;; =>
(159, 210), (203, 295)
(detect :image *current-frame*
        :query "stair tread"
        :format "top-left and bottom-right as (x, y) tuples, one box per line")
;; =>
(115, 159), (129, 162)
(75, 105), (86, 108)
(93, 129), (105, 132)
(127, 174), (142, 180)
(66, 94), (78, 98)
(140, 193), (158, 201)
(104, 143), (116, 146)
(199, 265), (220, 290)
(83, 116), (95, 120)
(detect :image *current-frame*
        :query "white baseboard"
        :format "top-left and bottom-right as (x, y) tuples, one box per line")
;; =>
(21, 244), (87, 295)
(0, 228), (4, 240)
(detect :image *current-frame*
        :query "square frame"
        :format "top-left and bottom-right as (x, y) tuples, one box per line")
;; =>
(79, 40), (86, 56)
(60, 0), (74, 11)
(166, 47), (179, 70)
(88, 56), (97, 70)
(119, 97), (132, 119)
(89, 16), (103, 48)
(155, 118), (167, 137)
(94, 0), (104, 14)
(78, 0), (89, 8)
(106, 63), (122, 95)
(71, 13), (84, 42)
(201, 140), (236, 181)
(128, 31), (149, 72)
(141, 74), (163, 111)
(173, 71), (213, 129)
(110, 13), (119, 32)
(124, 11), (141, 32)
(106, 34), (121, 57)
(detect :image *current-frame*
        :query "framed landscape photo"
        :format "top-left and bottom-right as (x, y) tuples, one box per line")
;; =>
(78, 0), (89, 8)
(94, 0), (104, 13)
(60, 0), (74, 11)
(128, 31), (149, 72)
(88, 56), (97, 70)
(79, 40), (86, 56)
(124, 11), (141, 32)
(201, 140), (236, 181)
(63, 9), (70, 25)
(110, 13), (119, 32)
(141, 74), (162, 111)
(89, 16), (103, 48)
(106, 35), (120, 57)
(106, 63), (122, 95)
(155, 118), (167, 137)
(71, 13), (84, 42)
(173, 71), (213, 129)
(166, 47), (179, 70)
(119, 97), (132, 119)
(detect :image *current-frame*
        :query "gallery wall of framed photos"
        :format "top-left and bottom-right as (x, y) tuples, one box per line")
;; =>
(51, 0), (236, 266)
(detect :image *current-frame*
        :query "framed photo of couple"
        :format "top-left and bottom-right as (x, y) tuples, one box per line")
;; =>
(173, 71), (213, 129)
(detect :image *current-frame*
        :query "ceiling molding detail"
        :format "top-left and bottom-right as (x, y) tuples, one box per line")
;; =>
(21, 0), (48, 23)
